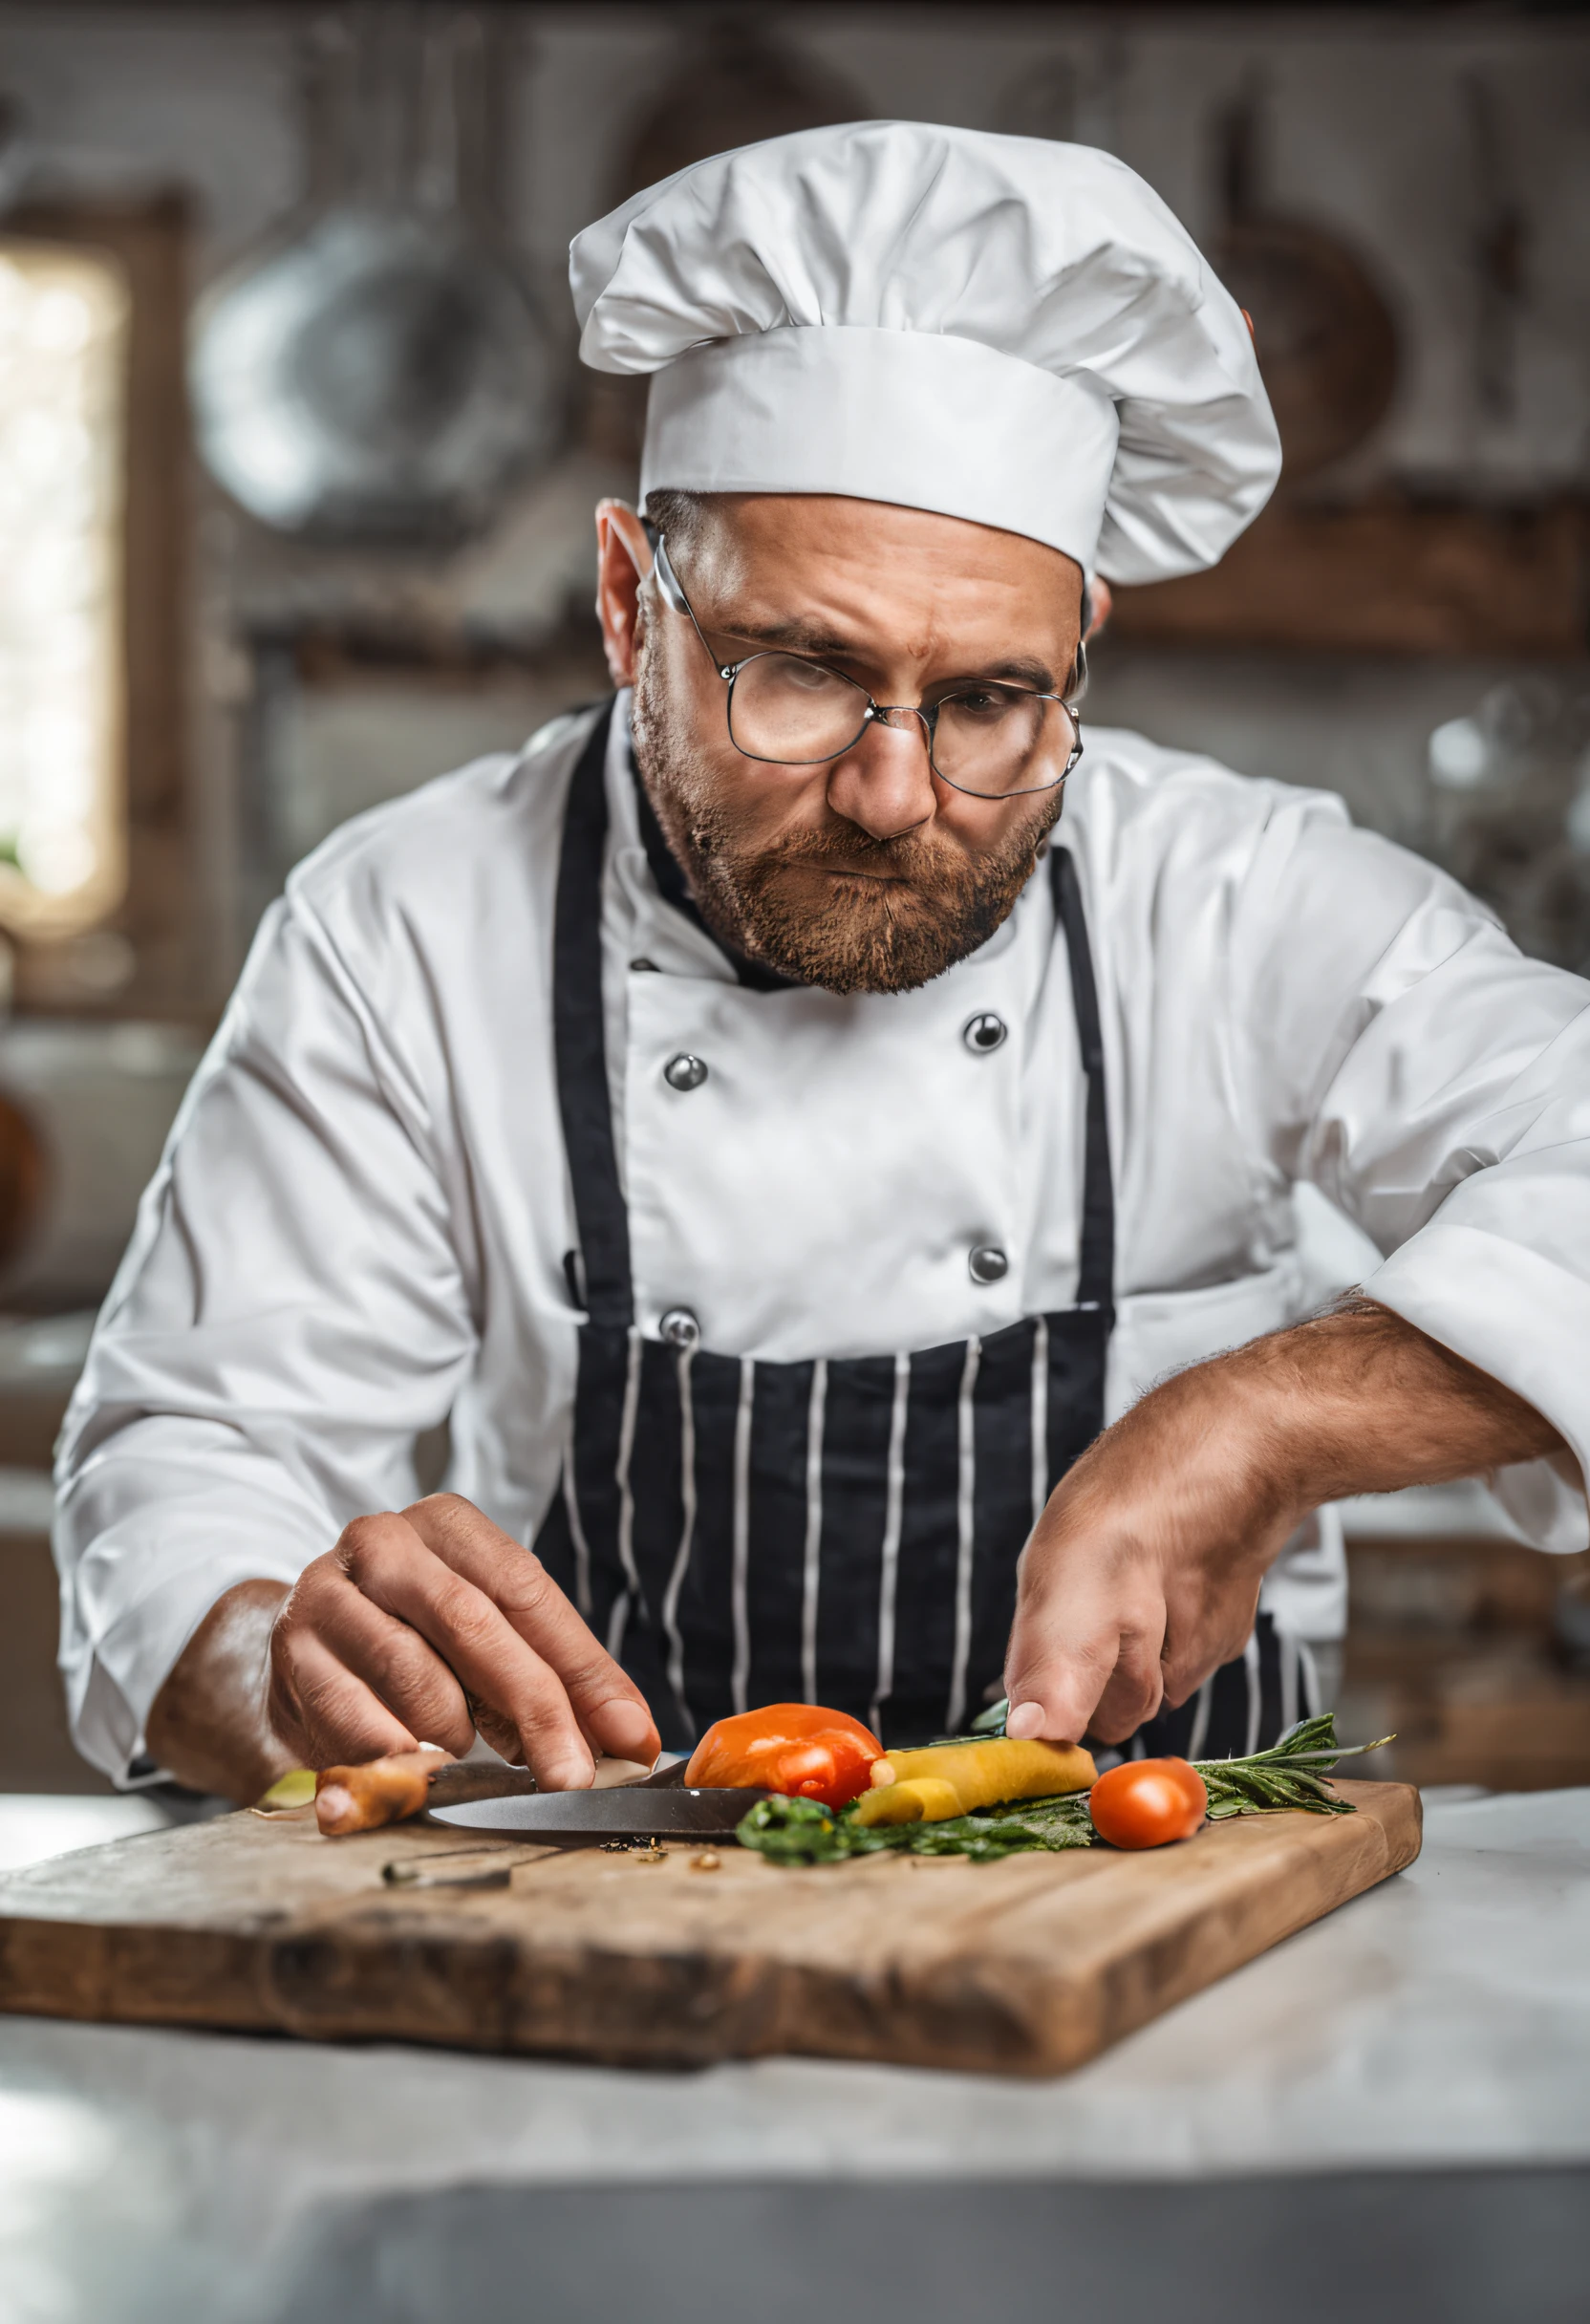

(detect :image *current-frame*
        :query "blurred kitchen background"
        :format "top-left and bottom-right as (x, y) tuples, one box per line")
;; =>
(0, 0), (1586, 1852)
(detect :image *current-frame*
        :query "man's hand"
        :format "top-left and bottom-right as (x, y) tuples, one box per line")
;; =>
(268, 1495), (658, 1787)
(147, 1495), (659, 1802)
(1004, 1300), (1566, 1745)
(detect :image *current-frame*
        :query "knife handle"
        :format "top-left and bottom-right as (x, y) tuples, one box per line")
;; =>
(317, 1749), (686, 1837)
(423, 1761), (540, 1811)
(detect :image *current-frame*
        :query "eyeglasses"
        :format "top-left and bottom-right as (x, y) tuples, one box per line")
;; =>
(647, 532), (1085, 801)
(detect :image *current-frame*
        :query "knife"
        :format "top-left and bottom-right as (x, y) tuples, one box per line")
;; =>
(423, 1754), (771, 1842)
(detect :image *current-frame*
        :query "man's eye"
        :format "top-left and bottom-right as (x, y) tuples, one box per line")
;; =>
(946, 686), (1015, 721)
(768, 656), (845, 695)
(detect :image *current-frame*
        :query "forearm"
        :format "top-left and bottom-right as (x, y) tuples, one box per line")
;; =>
(1216, 1294), (1565, 1513)
(1006, 1297), (1566, 1744)
(144, 1580), (295, 1805)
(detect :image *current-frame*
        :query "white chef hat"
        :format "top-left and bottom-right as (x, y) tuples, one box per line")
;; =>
(570, 121), (1280, 584)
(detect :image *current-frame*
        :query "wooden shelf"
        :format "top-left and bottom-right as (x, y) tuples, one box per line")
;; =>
(1110, 497), (1590, 659)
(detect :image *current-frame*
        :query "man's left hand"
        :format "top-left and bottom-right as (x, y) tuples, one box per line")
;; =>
(1003, 1300), (1566, 1746)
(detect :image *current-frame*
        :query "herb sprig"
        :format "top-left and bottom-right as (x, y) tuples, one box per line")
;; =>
(736, 1711), (1392, 1865)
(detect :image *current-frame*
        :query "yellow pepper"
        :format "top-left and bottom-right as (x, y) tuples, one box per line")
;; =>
(850, 1736), (1096, 1827)
(855, 1777), (965, 1826)
(256, 1768), (316, 1810)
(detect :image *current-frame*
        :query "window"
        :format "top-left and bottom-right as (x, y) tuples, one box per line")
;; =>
(0, 241), (128, 937)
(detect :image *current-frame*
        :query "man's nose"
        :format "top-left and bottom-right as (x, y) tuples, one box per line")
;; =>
(824, 711), (935, 841)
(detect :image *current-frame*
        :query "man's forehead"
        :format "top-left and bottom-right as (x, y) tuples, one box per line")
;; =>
(698, 491), (1079, 575)
(683, 493), (1084, 649)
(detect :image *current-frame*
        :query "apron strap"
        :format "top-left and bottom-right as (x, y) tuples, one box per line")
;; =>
(1052, 846), (1115, 1318)
(553, 701), (634, 1329)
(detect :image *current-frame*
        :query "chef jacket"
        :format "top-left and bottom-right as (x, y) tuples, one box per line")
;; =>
(54, 698), (1590, 1784)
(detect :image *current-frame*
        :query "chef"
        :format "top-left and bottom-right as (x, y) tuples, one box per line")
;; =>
(57, 124), (1588, 1804)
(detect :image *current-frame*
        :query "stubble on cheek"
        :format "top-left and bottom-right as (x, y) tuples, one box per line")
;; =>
(629, 651), (1063, 997)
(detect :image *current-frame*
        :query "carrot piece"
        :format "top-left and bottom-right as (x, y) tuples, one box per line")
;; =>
(314, 1749), (452, 1837)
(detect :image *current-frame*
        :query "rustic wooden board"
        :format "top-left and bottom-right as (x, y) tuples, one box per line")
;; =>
(0, 1781), (1421, 2077)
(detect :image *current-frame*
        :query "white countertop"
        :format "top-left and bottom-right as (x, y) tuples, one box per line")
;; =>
(1, 1786), (1587, 2322)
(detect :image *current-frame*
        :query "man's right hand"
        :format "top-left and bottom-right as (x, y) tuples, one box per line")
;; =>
(268, 1494), (659, 1789)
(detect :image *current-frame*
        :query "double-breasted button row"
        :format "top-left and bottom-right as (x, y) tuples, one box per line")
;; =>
(664, 1016), (1004, 1095)
(969, 1244), (1009, 1284)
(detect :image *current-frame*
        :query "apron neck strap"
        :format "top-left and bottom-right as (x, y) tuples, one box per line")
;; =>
(553, 702), (634, 1329)
(1052, 845), (1115, 1316)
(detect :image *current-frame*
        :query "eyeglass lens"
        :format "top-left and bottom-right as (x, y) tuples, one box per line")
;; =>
(726, 654), (1078, 798)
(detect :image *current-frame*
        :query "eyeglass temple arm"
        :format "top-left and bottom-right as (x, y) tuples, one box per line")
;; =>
(639, 523), (733, 674)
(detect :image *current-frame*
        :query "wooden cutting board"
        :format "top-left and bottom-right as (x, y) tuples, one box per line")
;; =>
(0, 1781), (1420, 2077)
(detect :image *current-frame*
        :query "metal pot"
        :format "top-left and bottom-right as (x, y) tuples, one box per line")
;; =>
(190, 9), (555, 544)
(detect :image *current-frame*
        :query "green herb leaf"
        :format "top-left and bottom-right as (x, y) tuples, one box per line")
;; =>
(1193, 1713), (1395, 1821)
(735, 1787), (1096, 1864)
(968, 1697), (1010, 1736)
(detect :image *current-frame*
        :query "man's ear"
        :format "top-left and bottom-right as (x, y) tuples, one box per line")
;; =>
(594, 499), (653, 688)
(1084, 577), (1113, 644)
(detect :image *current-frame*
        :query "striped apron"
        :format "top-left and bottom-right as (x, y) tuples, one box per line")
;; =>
(532, 705), (1307, 1755)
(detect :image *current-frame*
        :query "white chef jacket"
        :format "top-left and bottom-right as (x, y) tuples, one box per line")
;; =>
(54, 698), (1590, 1784)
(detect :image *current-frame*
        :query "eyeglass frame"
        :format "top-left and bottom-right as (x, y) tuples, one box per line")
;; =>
(641, 523), (1086, 800)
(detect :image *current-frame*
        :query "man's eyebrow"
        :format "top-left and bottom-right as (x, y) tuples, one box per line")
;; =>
(708, 615), (1058, 694)
(712, 613), (863, 658)
(973, 656), (1058, 693)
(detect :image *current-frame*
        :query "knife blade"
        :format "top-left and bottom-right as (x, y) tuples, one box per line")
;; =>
(419, 1753), (690, 1815)
(427, 1781), (769, 1841)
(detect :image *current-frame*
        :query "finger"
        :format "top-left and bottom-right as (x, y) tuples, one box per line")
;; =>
(1003, 1615), (1122, 1746)
(341, 1511), (601, 1788)
(271, 1624), (419, 1768)
(1087, 1625), (1167, 1745)
(1160, 1580), (1261, 1710)
(312, 1561), (477, 1758)
(1005, 1542), (1168, 1745)
(402, 1496), (660, 1765)
(468, 1697), (529, 1767)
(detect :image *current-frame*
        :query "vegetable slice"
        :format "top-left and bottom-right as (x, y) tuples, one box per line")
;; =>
(684, 1703), (882, 1810)
(853, 1736), (1096, 1826)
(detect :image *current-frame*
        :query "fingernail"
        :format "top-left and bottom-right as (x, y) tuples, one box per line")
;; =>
(1005, 1700), (1045, 1740)
(603, 1701), (659, 1758)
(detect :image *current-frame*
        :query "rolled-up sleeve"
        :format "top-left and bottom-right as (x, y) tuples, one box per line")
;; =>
(54, 877), (480, 1785)
(1234, 802), (1590, 1552)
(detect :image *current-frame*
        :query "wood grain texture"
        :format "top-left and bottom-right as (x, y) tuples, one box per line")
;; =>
(0, 1781), (1422, 2077)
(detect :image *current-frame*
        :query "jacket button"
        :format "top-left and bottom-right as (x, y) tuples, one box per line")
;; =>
(659, 1307), (700, 1350)
(962, 1012), (1007, 1054)
(969, 1245), (1009, 1285)
(663, 1052), (708, 1091)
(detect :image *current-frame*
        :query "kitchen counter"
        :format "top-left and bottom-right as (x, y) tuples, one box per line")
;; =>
(2, 1787), (1587, 2323)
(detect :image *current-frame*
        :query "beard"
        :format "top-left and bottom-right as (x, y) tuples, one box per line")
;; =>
(630, 656), (1064, 998)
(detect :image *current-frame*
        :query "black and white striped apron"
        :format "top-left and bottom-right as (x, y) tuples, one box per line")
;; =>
(532, 705), (1307, 1755)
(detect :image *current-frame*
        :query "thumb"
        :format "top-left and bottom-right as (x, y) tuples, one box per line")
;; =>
(1003, 1609), (1120, 1745)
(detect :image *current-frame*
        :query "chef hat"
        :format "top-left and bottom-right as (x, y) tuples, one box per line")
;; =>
(570, 121), (1280, 584)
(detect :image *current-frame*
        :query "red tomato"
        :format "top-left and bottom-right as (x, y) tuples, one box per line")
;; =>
(684, 1704), (883, 1810)
(1088, 1757), (1208, 1850)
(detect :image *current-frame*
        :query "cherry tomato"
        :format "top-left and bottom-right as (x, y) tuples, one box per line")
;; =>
(1088, 1757), (1208, 1850)
(684, 1704), (883, 1810)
